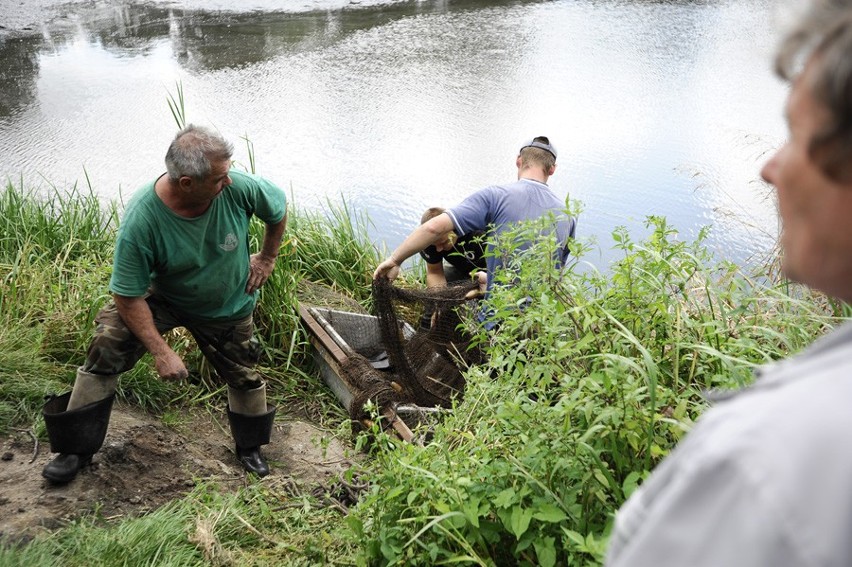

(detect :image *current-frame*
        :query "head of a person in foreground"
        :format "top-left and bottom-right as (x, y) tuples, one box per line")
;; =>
(761, 0), (852, 303)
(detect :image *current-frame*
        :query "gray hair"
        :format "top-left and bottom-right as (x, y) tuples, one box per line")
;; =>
(165, 124), (234, 181)
(776, 0), (852, 181)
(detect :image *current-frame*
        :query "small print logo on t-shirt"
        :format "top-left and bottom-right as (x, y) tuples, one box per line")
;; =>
(219, 233), (238, 252)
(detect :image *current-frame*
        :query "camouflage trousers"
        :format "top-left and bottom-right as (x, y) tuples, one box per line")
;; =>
(83, 295), (264, 391)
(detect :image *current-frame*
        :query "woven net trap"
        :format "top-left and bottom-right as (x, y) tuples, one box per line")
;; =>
(339, 277), (484, 426)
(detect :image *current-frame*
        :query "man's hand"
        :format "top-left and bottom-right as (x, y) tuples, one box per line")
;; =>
(247, 253), (276, 293)
(464, 271), (488, 299)
(114, 293), (189, 380)
(476, 271), (487, 292)
(374, 257), (401, 281)
(153, 348), (189, 381)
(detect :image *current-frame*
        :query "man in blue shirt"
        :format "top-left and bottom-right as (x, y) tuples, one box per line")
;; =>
(374, 136), (576, 309)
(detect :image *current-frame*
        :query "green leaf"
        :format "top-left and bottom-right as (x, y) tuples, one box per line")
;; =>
(574, 332), (596, 351)
(386, 485), (404, 500)
(345, 515), (363, 538)
(532, 504), (568, 523)
(494, 488), (517, 508)
(563, 528), (586, 548)
(622, 471), (643, 499)
(673, 398), (688, 420)
(593, 468), (612, 489)
(462, 497), (482, 528)
(510, 506), (533, 539)
(534, 536), (557, 567)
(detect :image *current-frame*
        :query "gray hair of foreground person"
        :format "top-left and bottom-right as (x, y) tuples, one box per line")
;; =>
(165, 124), (234, 181)
(776, 0), (852, 182)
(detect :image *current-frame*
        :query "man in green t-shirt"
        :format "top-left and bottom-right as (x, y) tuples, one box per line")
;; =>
(41, 124), (288, 484)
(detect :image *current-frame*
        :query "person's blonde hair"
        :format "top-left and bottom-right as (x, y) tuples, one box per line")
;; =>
(519, 136), (556, 171)
(420, 207), (446, 224)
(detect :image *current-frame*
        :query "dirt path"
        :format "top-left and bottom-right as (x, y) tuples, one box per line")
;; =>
(0, 403), (355, 542)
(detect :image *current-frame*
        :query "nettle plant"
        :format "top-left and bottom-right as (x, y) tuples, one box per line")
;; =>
(351, 214), (837, 566)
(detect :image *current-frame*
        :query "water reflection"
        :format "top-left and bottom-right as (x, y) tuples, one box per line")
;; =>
(0, 36), (41, 116)
(0, 0), (786, 269)
(28, 0), (544, 71)
(0, 0), (542, 113)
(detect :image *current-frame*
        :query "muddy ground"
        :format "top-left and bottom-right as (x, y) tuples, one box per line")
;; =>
(0, 402), (356, 542)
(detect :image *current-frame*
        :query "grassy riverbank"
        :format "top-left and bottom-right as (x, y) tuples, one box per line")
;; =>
(0, 180), (842, 565)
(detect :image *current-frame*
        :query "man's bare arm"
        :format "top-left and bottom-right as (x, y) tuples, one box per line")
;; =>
(374, 213), (455, 281)
(113, 294), (187, 380)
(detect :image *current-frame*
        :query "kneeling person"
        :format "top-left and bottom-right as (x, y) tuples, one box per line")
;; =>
(418, 207), (486, 328)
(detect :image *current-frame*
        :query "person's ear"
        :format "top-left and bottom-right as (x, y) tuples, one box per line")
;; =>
(549, 163), (557, 176)
(516, 155), (522, 169)
(178, 176), (194, 191)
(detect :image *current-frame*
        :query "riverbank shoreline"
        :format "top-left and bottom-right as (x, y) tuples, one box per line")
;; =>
(0, 0), (414, 37)
(0, 0), (60, 35)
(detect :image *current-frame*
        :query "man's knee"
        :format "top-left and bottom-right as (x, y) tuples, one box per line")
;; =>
(85, 322), (144, 375)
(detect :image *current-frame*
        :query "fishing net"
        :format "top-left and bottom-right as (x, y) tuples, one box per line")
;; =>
(341, 277), (484, 424)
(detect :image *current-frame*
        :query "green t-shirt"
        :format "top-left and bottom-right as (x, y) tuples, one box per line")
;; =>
(109, 169), (287, 321)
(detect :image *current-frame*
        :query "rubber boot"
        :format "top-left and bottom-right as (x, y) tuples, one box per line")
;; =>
(227, 384), (275, 477)
(42, 368), (117, 484)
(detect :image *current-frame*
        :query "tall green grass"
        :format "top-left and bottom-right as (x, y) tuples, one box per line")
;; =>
(0, 178), (117, 342)
(0, 179), (376, 428)
(0, 179), (120, 430)
(1, 179), (840, 566)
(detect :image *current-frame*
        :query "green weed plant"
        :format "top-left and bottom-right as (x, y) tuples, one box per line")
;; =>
(351, 214), (838, 566)
(0, 176), (840, 565)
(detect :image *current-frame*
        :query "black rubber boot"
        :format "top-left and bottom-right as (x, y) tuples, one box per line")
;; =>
(227, 404), (276, 477)
(42, 392), (115, 484)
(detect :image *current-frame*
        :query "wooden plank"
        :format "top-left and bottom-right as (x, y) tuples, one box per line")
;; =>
(383, 408), (416, 444)
(298, 302), (419, 445)
(299, 304), (348, 363)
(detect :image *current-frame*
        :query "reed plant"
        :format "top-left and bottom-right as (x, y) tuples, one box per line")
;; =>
(249, 196), (382, 423)
(0, 179), (120, 430)
(0, 180), (374, 431)
(254, 196), (380, 349)
(0, 177), (117, 261)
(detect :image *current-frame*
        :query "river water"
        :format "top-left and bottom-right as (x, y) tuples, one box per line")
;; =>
(0, 0), (789, 270)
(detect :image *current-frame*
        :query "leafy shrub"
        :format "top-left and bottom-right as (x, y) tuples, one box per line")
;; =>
(351, 215), (838, 566)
